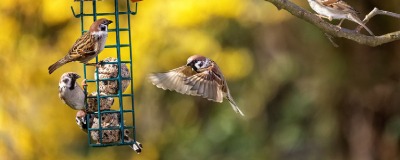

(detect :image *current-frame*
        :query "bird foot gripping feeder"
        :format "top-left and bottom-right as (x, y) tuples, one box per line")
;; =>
(71, 0), (140, 149)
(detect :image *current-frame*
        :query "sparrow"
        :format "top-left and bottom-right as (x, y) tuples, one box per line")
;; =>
(96, 57), (131, 94)
(59, 72), (85, 110)
(148, 55), (245, 116)
(87, 91), (114, 112)
(76, 110), (143, 153)
(48, 18), (113, 74)
(307, 0), (374, 36)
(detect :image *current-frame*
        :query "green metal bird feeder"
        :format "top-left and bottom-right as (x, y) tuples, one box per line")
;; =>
(70, 0), (139, 147)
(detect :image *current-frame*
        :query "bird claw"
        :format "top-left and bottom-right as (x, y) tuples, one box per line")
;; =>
(84, 62), (97, 66)
(96, 60), (105, 68)
(316, 14), (332, 21)
(335, 25), (342, 32)
(85, 60), (105, 68)
(81, 79), (88, 87)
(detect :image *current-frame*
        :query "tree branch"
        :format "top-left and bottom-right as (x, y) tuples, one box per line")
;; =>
(264, 0), (400, 47)
(356, 7), (400, 32)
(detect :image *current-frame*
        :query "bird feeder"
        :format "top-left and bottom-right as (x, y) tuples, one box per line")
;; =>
(70, 0), (139, 147)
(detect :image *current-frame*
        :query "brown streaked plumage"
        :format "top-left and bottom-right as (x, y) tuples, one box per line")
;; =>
(308, 0), (374, 36)
(48, 18), (113, 74)
(148, 55), (245, 116)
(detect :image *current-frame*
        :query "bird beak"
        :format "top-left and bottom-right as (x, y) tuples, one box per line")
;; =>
(73, 73), (81, 79)
(106, 20), (113, 25)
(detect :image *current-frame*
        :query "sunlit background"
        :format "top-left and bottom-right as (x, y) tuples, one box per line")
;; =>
(1, 0), (400, 159)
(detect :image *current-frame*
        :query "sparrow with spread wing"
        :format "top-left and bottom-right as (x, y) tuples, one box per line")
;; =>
(307, 0), (374, 36)
(148, 55), (244, 116)
(48, 18), (113, 74)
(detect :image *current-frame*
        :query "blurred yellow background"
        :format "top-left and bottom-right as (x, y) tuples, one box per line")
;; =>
(1, 0), (400, 160)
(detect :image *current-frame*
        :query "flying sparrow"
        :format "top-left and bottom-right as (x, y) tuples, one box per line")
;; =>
(59, 72), (85, 110)
(96, 57), (131, 94)
(148, 55), (245, 116)
(307, 0), (374, 36)
(87, 91), (114, 112)
(48, 18), (113, 74)
(75, 110), (143, 153)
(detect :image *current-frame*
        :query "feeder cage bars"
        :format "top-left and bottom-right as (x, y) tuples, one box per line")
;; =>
(70, 0), (138, 147)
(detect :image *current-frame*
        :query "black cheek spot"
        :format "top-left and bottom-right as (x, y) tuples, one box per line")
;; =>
(101, 26), (106, 31)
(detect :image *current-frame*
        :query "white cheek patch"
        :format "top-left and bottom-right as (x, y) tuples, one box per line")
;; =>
(59, 82), (68, 89)
(91, 30), (108, 39)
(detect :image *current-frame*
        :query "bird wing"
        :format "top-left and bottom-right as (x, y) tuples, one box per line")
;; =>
(185, 64), (225, 103)
(68, 33), (97, 60)
(320, 0), (359, 14)
(148, 65), (198, 95)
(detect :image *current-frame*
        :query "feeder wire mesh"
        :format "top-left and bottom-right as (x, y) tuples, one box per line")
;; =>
(70, 0), (138, 147)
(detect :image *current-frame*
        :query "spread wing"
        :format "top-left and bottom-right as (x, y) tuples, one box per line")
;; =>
(184, 64), (225, 103)
(148, 66), (198, 95)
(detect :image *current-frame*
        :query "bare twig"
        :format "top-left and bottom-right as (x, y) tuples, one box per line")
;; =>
(324, 33), (339, 47)
(264, 0), (400, 46)
(356, 7), (400, 32)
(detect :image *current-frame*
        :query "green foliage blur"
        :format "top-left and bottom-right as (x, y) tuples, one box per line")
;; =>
(1, 0), (400, 160)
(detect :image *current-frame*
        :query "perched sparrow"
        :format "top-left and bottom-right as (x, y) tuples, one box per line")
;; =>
(87, 91), (114, 112)
(59, 72), (85, 110)
(96, 57), (131, 94)
(148, 55), (245, 116)
(75, 110), (143, 153)
(48, 18), (113, 74)
(307, 0), (374, 36)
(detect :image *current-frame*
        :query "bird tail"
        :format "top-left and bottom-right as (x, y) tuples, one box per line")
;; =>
(226, 95), (245, 116)
(128, 141), (143, 154)
(348, 14), (375, 36)
(48, 57), (70, 74)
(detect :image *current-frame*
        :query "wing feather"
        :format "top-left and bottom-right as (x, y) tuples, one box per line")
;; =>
(148, 66), (197, 95)
(185, 70), (223, 103)
(320, 0), (359, 14)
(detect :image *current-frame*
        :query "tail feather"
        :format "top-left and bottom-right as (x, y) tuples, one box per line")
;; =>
(226, 96), (245, 116)
(348, 14), (375, 36)
(48, 57), (70, 74)
(129, 141), (143, 154)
